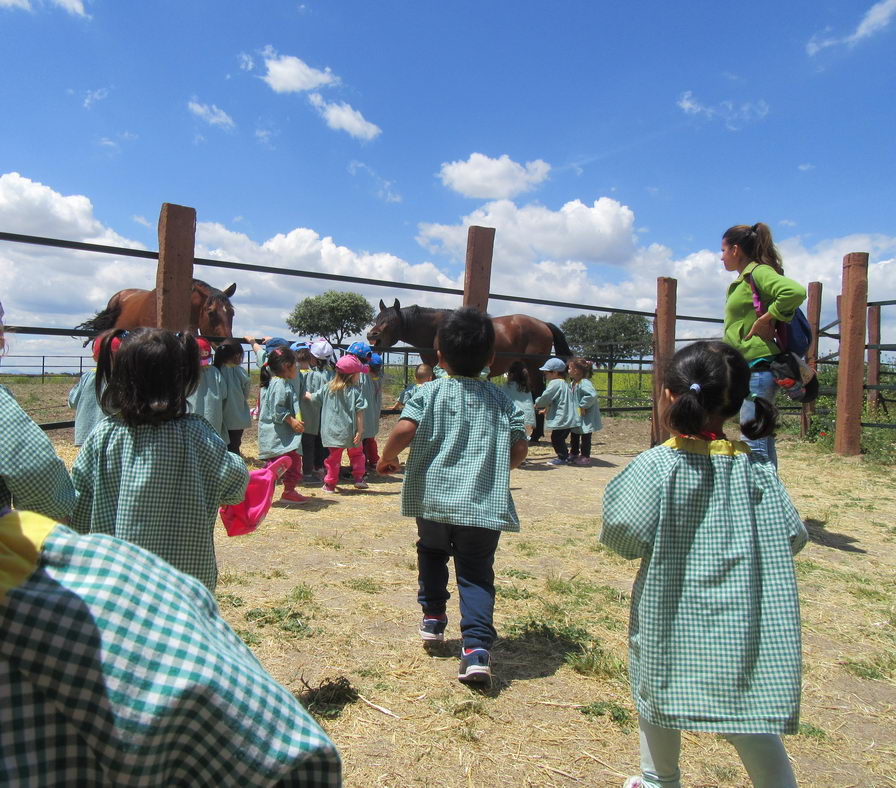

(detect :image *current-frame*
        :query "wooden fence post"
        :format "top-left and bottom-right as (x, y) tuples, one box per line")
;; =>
(867, 304), (882, 411)
(650, 277), (677, 446)
(801, 281), (823, 437)
(834, 252), (869, 456)
(463, 226), (495, 313)
(156, 203), (196, 332)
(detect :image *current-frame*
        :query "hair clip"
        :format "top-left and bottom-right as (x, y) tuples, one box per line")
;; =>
(747, 392), (758, 401)
(689, 382), (701, 393)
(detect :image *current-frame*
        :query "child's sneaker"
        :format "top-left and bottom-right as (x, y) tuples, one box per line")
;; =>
(321, 483), (337, 493)
(547, 457), (566, 466)
(353, 479), (369, 489)
(280, 489), (310, 504)
(622, 779), (643, 788)
(458, 647), (491, 684)
(574, 455), (590, 466)
(419, 615), (447, 641)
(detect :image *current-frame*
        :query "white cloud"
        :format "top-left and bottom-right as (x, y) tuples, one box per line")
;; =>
(779, 219), (797, 227)
(132, 215), (151, 228)
(308, 93), (380, 141)
(798, 163), (815, 171)
(0, 0), (31, 10)
(260, 49), (338, 93)
(255, 128), (274, 148)
(0, 0), (87, 13)
(238, 53), (254, 71)
(187, 98), (235, 130)
(677, 90), (769, 131)
(438, 153), (551, 199)
(348, 161), (401, 203)
(808, 0), (896, 55)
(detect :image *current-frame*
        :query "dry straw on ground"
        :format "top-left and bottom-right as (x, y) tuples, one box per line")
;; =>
(45, 406), (896, 788)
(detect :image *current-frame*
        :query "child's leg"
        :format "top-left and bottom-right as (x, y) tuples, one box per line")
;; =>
(301, 433), (317, 473)
(570, 432), (581, 458)
(581, 432), (592, 458)
(347, 446), (367, 482)
(416, 517), (452, 616)
(723, 734), (797, 788)
(637, 717), (682, 788)
(363, 437), (379, 468)
(227, 429), (243, 454)
(281, 450), (303, 490)
(452, 526), (501, 650)
(323, 448), (343, 487)
(550, 428), (570, 459)
(314, 435), (325, 470)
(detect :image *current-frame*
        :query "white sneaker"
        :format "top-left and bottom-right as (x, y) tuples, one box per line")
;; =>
(623, 778), (643, 788)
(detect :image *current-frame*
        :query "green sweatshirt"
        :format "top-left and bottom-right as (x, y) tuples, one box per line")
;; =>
(723, 262), (806, 363)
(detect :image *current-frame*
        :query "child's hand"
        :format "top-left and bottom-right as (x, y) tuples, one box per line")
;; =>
(377, 457), (401, 474)
(288, 417), (305, 434)
(353, 430), (362, 446)
(537, 409), (546, 416)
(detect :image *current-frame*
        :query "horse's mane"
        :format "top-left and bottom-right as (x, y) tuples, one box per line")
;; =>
(193, 278), (232, 304)
(403, 304), (452, 322)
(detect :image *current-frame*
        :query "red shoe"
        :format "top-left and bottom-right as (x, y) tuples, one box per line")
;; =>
(280, 489), (310, 504)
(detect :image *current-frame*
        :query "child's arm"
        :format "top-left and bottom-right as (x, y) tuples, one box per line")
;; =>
(510, 437), (528, 469)
(600, 452), (663, 560)
(376, 418), (418, 474)
(286, 415), (304, 434)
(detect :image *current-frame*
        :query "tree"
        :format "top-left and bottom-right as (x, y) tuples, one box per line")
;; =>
(560, 313), (652, 369)
(286, 291), (375, 345)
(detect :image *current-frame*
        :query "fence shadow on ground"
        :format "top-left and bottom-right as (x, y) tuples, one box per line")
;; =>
(804, 517), (866, 553)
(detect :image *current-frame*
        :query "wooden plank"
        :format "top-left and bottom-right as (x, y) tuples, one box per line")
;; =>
(156, 203), (196, 332)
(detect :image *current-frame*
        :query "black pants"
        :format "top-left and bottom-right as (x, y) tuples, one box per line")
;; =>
(550, 429), (571, 459)
(570, 432), (591, 458)
(302, 432), (323, 473)
(227, 429), (244, 455)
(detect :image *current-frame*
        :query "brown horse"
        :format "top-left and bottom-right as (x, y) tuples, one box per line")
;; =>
(77, 279), (236, 343)
(367, 298), (571, 389)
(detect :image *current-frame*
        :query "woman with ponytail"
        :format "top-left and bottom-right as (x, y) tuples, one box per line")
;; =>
(721, 222), (806, 467)
(602, 342), (806, 788)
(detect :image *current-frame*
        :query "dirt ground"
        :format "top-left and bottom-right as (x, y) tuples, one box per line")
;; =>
(39, 403), (896, 788)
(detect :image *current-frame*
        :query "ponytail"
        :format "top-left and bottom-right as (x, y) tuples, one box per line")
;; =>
(260, 347), (295, 388)
(739, 394), (778, 440)
(723, 222), (783, 274)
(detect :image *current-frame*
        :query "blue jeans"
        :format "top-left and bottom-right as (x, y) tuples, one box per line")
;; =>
(739, 369), (778, 468)
(416, 517), (501, 650)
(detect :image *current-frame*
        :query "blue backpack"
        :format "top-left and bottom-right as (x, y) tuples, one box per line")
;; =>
(745, 273), (812, 358)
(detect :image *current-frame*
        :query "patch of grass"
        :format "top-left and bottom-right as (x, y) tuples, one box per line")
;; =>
(497, 584), (533, 600)
(298, 676), (359, 720)
(504, 616), (591, 648)
(216, 593), (245, 608)
(848, 585), (889, 602)
(504, 568), (534, 580)
(244, 584), (318, 638)
(343, 577), (383, 593)
(310, 534), (344, 551)
(580, 701), (634, 731)
(217, 568), (250, 586)
(234, 629), (261, 647)
(798, 722), (829, 741)
(566, 643), (628, 681)
(451, 698), (487, 719)
(842, 651), (896, 681)
(515, 540), (538, 557)
(355, 666), (383, 678)
(708, 765), (739, 782)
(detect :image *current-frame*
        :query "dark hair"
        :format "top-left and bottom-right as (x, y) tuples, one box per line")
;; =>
(663, 341), (777, 440)
(436, 307), (495, 377)
(96, 328), (200, 426)
(214, 338), (245, 368)
(722, 222), (783, 274)
(568, 357), (593, 380)
(414, 363), (434, 382)
(506, 360), (530, 393)
(294, 347), (313, 364)
(260, 347), (296, 388)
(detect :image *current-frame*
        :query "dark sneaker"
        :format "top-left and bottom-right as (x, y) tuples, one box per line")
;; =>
(458, 648), (491, 684)
(547, 457), (566, 466)
(419, 615), (447, 641)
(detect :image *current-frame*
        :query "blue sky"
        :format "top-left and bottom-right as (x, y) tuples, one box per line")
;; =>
(1, 0), (894, 363)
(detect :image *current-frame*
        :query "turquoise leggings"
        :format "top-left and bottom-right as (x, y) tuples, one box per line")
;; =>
(637, 717), (797, 788)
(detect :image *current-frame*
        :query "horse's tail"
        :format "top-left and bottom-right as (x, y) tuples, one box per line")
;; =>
(74, 305), (121, 346)
(547, 323), (572, 358)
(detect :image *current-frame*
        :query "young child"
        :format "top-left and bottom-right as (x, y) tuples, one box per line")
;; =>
(187, 337), (227, 442)
(601, 341), (806, 788)
(67, 334), (108, 447)
(391, 363), (435, 411)
(377, 308), (528, 684)
(214, 338), (252, 455)
(361, 352), (384, 471)
(292, 343), (323, 480)
(306, 354), (368, 493)
(503, 360), (536, 439)
(257, 347), (309, 506)
(567, 357), (602, 466)
(70, 328), (248, 591)
(533, 357), (577, 465)
(308, 339), (335, 475)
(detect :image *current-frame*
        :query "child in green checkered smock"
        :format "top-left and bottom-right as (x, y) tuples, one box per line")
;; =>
(214, 339), (252, 455)
(187, 336), (228, 442)
(70, 329), (248, 592)
(601, 342), (806, 788)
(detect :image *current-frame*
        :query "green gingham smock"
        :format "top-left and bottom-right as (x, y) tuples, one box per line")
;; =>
(220, 364), (252, 430)
(67, 369), (105, 446)
(0, 511), (341, 786)
(399, 376), (526, 531)
(70, 415), (248, 591)
(0, 384), (74, 521)
(299, 367), (329, 435)
(601, 437), (807, 734)
(188, 365), (228, 442)
(308, 385), (367, 448)
(533, 378), (577, 430)
(397, 384), (419, 407)
(572, 378), (602, 434)
(504, 381), (536, 427)
(258, 378), (303, 459)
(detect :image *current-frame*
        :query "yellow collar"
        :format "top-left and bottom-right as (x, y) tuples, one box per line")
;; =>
(662, 436), (750, 456)
(0, 510), (57, 601)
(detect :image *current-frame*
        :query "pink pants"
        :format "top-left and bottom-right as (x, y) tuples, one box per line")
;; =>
(265, 450), (302, 490)
(323, 446), (366, 487)
(363, 437), (379, 466)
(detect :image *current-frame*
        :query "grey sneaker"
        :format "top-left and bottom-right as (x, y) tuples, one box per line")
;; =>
(419, 615), (447, 641)
(353, 479), (369, 489)
(458, 648), (491, 684)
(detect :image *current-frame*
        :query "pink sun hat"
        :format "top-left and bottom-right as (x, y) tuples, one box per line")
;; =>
(335, 354), (368, 375)
(219, 455), (291, 536)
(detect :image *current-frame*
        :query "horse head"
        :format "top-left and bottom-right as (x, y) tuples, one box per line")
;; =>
(194, 280), (236, 343)
(367, 298), (403, 349)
